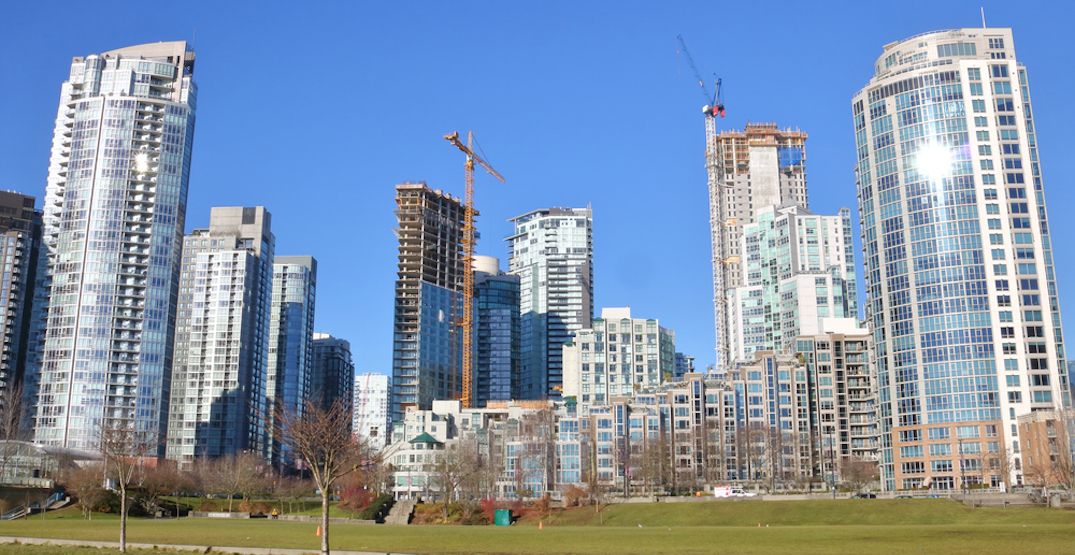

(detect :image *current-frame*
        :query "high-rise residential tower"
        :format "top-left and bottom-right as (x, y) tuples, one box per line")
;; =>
(391, 183), (465, 422)
(33, 42), (197, 452)
(165, 207), (274, 465)
(0, 191), (42, 435)
(507, 207), (593, 399)
(709, 124), (807, 373)
(853, 28), (1068, 491)
(266, 256), (316, 467)
(472, 256), (520, 406)
(353, 372), (391, 452)
(726, 205), (857, 363)
(561, 307), (675, 410)
(311, 333), (354, 417)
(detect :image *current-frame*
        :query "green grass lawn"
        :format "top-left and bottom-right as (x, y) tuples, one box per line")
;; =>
(1, 500), (1073, 554)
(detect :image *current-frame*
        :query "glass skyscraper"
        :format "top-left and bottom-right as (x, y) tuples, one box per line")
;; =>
(311, 333), (355, 416)
(266, 255), (316, 467)
(507, 207), (593, 399)
(853, 28), (1068, 490)
(0, 191), (42, 436)
(472, 255), (520, 406)
(165, 207), (274, 465)
(391, 183), (464, 422)
(32, 42), (197, 452)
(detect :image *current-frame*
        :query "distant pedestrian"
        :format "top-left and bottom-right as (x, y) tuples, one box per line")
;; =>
(271, 507), (279, 520)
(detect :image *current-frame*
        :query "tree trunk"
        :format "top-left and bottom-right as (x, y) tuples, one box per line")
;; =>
(228, 494), (234, 512)
(321, 491), (330, 555)
(119, 487), (127, 553)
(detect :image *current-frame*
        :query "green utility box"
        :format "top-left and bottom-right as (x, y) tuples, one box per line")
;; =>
(494, 509), (512, 526)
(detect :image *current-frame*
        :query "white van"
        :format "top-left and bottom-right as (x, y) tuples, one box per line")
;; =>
(713, 486), (758, 498)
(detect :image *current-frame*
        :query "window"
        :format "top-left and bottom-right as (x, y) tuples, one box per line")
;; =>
(928, 427), (950, 440)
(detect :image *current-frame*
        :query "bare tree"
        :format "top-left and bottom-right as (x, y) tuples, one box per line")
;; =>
(99, 422), (155, 553)
(276, 475), (314, 514)
(840, 457), (879, 492)
(205, 452), (266, 512)
(140, 459), (190, 517)
(0, 381), (23, 441)
(434, 437), (481, 519)
(284, 399), (361, 555)
(64, 464), (107, 520)
(737, 422), (771, 489)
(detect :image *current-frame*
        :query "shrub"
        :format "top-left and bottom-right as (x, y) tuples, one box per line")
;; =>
(563, 485), (586, 507)
(358, 493), (395, 521)
(339, 486), (376, 515)
(480, 498), (498, 523)
(534, 495), (551, 515)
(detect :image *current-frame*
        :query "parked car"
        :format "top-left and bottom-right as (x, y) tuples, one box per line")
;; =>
(853, 492), (877, 499)
(713, 486), (758, 498)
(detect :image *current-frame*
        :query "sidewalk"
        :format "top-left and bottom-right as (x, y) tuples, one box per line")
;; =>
(0, 535), (415, 555)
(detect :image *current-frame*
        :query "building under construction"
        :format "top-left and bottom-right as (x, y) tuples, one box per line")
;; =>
(391, 183), (466, 422)
(713, 123), (808, 290)
(707, 123), (807, 373)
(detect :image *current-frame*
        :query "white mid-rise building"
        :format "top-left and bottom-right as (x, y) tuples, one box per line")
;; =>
(561, 307), (675, 409)
(353, 373), (391, 452)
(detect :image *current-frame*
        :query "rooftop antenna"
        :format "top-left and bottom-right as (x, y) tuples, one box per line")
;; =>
(980, 7), (987, 28)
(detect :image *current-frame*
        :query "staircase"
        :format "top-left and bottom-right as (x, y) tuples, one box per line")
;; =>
(384, 498), (415, 525)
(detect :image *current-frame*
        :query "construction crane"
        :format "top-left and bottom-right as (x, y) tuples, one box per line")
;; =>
(444, 131), (506, 408)
(676, 34), (730, 376)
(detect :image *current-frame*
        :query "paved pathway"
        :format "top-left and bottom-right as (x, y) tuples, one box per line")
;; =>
(0, 535), (415, 555)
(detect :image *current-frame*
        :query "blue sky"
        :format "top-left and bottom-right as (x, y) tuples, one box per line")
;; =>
(2, 1), (1074, 376)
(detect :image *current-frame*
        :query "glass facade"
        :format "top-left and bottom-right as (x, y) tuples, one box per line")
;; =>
(0, 192), (42, 434)
(853, 29), (1068, 490)
(391, 183), (465, 422)
(508, 208), (593, 399)
(474, 267), (520, 406)
(165, 207), (274, 465)
(727, 205), (857, 363)
(265, 256), (316, 467)
(562, 308), (676, 409)
(32, 42), (197, 452)
(311, 333), (355, 416)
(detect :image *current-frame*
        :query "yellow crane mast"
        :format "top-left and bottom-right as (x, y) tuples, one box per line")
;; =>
(444, 131), (505, 408)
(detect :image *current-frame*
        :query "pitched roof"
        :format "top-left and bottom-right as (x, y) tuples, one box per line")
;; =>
(409, 432), (443, 445)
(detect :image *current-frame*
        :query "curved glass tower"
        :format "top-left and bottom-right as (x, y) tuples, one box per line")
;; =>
(853, 29), (1067, 490)
(32, 42), (197, 452)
